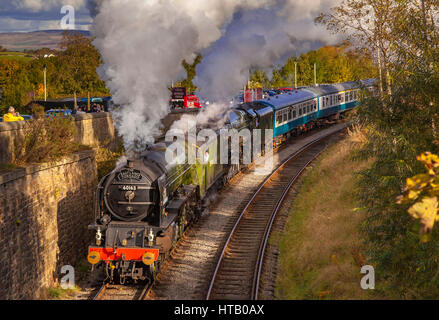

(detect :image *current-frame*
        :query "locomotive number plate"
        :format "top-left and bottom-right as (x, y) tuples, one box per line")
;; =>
(119, 185), (137, 191)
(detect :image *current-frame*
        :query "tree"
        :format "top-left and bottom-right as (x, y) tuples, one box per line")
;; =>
(270, 68), (289, 88)
(330, 1), (439, 295)
(179, 54), (202, 94)
(249, 69), (270, 88)
(57, 31), (107, 109)
(315, 0), (400, 96)
(267, 43), (376, 88)
(0, 60), (33, 113)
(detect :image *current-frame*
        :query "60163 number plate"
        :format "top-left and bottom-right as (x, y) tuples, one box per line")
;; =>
(119, 185), (137, 191)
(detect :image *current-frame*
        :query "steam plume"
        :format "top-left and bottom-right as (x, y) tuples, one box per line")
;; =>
(89, 0), (340, 153)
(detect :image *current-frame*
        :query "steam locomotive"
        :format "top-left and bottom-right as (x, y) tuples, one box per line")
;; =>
(87, 79), (376, 284)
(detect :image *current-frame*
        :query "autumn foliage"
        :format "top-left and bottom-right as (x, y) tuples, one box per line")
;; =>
(0, 31), (109, 114)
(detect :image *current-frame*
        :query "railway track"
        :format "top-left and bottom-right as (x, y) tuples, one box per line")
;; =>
(205, 132), (335, 300)
(93, 282), (152, 300)
(145, 123), (347, 300)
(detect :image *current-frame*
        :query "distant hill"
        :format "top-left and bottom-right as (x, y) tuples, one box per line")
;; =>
(0, 30), (91, 51)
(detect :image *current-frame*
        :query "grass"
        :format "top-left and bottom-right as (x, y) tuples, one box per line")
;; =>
(47, 285), (80, 300)
(0, 51), (33, 62)
(274, 128), (382, 300)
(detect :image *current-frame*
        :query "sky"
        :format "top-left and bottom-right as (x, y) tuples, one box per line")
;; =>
(0, 0), (92, 33)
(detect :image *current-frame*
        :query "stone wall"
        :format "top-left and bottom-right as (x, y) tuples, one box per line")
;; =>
(0, 112), (120, 166)
(0, 150), (97, 299)
(73, 112), (120, 151)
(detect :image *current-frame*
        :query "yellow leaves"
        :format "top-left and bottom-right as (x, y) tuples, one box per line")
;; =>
(407, 189), (421, 201)
(406, 174), (430, 189)
(398, 152), (439, 237)
(407, 197), (439, 233)
(331, 254), (339, 265)
(417, 152), (439, 169)
(416, 152), (439, 176)
(397, 173), (429, 204)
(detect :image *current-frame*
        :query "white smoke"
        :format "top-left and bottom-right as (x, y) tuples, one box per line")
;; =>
(112, 155), (128, 173)
(90, 0), (341, 153)
(170, 102), (229, 134)
(195, 5), (341, 101)
(91, 0), (275, 153)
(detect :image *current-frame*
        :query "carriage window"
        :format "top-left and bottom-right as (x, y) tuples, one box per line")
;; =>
(299, 108), (302, 116)
(283, 111), (287, 122)
(293, 110), (296, 118)
(288, 110), (292, 120)
(314, 101), (317, 110)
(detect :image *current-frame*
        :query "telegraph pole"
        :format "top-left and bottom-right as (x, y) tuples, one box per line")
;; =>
(314, 63), (317, 86)
(43, 64), (47, 101)
(294, 61), (297, 89)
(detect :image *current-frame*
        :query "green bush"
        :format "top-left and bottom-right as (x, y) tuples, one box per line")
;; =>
(13, 112), (88, 165)
(356, 83), (439, 298)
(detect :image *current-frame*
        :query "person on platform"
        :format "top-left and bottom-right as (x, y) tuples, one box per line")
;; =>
(3, 106), (24, 122)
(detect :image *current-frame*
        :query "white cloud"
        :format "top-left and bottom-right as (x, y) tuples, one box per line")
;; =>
(0, 0), (91, 32)
(0, 16), (91, 32)
(9, 0), (88, 12)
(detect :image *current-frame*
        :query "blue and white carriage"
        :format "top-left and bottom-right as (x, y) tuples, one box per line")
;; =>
(249, 79), (376, 143)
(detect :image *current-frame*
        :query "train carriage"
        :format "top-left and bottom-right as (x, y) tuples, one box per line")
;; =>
(306, 81), (361, 119)
(257, 90), (317, 140)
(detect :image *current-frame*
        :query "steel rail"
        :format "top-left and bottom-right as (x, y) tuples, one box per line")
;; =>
(93, 281), (152, 300)
(251, 147), (326, 299)
(206, 126), (345, 300)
